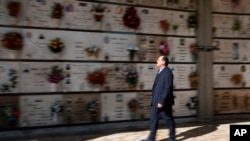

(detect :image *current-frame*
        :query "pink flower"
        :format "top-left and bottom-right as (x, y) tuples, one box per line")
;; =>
(48, 73), (64, 83)
(159, 41), (170, 55)
(47, 65), (64, 84)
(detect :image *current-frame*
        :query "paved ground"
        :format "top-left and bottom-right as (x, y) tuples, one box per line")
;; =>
(83, 120), (236, 141)
(1, 120), (250, 141)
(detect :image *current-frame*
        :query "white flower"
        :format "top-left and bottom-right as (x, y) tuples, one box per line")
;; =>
(127, 45), (138, 51)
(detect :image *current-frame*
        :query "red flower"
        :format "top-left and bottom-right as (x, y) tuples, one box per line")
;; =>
(122, 7), (140, 29)
(128, 98), (139, 112)
(189, 43), (198, 55)
(187, 14), (197, 28)
(1, 32), (23, 50)
(7, 1), (21, 17)
(160, 20), (169, 33)
(51, 3), (64, 19)
(86, 69), (106, 86)
(12, 108), (20, 117)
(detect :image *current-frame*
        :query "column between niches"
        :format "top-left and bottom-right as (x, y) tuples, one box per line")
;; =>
(197, 0), (214, 122)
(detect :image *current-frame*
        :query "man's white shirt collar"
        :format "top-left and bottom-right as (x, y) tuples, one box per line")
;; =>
(158, 67), (165, 73)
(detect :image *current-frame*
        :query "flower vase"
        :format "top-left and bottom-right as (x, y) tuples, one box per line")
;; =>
(129, 84), (137, 90)
(53, 53), (60, 60)
(94, 12), (104, 22)
(105, 23), (111, 31)
(234, 30), (239, 37)
(139, 83), (144, 90)
(189, 28), (195, 35)
(50, 83), (58, 92)
(90, 113), (97, 122)
(95, 21), (102, 30)
(172, 29), (177, 35)
(8, 16), (18, 25)
(129, 53), (135, 61)
(9, 120), (18, 128)
(130, 112), (136, 119)
(170, 55), (175, 62)
(52, 113), (58, 124)
(25, 18), (31, 26)
(52, 19), (61, 27)
(191, 54), (198, 62)
(8, 50), (18, 59)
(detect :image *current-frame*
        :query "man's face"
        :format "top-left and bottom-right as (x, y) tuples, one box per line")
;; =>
(156, 56), (165, 68)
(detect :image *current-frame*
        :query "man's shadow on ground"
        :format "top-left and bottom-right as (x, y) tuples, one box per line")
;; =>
(159, 123), (218, 141)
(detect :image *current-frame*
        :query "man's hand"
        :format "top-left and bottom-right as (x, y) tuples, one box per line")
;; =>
(157, 103), (163, 108)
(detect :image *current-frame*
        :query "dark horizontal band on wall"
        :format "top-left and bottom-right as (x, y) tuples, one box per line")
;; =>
(214, 113), (250, 116)
(0, 59), (198, 64)
(137, 33), (196, 38)
(136, 4), (197, 12)
(79, 0), (136, 7)
(213, 11), (250, 15)
(214, 87), (250, 90)
(0, 24), (197, 38)
(213, 37), (250, 40)
(0, 24), (136, 34)
(80, 0), (197, 12)
(213, 62), (250, 64)
(0, 89), (197, 96)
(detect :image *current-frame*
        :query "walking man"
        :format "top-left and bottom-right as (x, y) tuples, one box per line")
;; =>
(142, 56), (176, 141)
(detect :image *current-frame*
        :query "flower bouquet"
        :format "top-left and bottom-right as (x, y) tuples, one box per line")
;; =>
(187, 14), (197, 29)
(125, 67), (139, 89)
(6, 1), (21, 24)
(51, 3), (64, 19)
(0, 69), (18, 93)
(86, 98), (100, 122)
(46, 65), (64, 92)
(159, 20), (170, 33)
(50, 100), (63, 123)
(159, 41), (170, 56)
(1, 32), (23, 50)
(51, 3), (64, 27)
(85, 46), (100, 59)
(172, 24), (179, 33)
(188, 70), (198, 88)
(189, 42), (198, 62)
(7, 1), (21, 17)
(48, 38), (64, 54)
(127, 98), (139, 119)
(122, 7), (140, 29)
(90, 4), (107, 22)
(1, 105), (20, 127)
(230, 74), (244, 86)
(232, 17), (241, 36)
(187, 14), (197, 34)
(47, 65), (64, 84)
(86, 69), (106, 87)
(232, 0), (241, 11)
(127, 45), (138, 61)
(127, 98), (139, 112)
